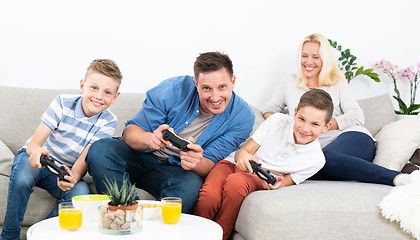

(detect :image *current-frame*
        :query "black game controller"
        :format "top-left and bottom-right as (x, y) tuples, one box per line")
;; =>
(40, 155), (70, 182)
(162, 129), (192, 152)
(249, 160), (277, 185)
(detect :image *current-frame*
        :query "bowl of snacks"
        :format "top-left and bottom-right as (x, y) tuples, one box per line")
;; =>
(72, 194), (110, 222)
(138, 200), (162, 220)
(98, 205), (143, 234)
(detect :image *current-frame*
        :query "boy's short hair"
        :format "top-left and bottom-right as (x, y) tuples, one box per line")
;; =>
(85, 59), (123, 87)
(194, 52), (234, 80)
(297, 89), (333, 124)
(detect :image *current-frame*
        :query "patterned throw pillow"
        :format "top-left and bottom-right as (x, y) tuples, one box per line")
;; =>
(401, 149), (420, 173)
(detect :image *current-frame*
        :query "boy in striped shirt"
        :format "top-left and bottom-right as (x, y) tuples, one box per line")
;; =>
(1, 59), (121, 240)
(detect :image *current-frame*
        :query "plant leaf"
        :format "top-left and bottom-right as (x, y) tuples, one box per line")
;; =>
(355, 66), (364, 76)
(363, 69), (374, 74)
(393, 96), (408, 114)
(410, 104), (420, 111)
(345, 65), (350, 71)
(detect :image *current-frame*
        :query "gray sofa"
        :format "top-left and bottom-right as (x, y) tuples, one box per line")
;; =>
(0, 86), (418, 240)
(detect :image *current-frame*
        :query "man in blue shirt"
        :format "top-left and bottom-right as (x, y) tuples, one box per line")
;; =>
(86, 52), (255, 213)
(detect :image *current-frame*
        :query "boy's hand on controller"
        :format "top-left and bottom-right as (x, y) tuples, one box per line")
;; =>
(57, 165), (76, 191)
(262, 175), (284, 190)
(236, 151), (259, 173)
(29, 148), (50, 169)
(148, 124), (173, 150)
(180, 137), (204, 171)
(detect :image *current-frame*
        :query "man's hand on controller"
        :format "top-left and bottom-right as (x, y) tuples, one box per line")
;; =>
(180, 137), (204, 171)
(147, 124), (173, 150)
(57, 166), (77, 191)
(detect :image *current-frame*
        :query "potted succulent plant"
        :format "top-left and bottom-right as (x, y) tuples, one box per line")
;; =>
(103, 174), (139, 211)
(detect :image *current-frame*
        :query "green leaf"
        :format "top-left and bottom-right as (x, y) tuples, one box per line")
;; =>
(367, 73), (381, 82)
(344, 49), (350, 55)
(367, 72), (378, 77)
(345, 65), (350, 71)
(363, 69), (374, 74)
(337, 45), (342, 51)
(410, 104), (420, 111)
(355, 66), (364, 76)
(393, 96), (408, 114)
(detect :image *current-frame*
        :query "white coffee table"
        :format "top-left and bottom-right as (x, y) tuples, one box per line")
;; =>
(27, 213), (222, 240)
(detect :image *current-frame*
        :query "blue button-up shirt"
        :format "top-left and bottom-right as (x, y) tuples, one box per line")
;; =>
(126, 75), (255, 164)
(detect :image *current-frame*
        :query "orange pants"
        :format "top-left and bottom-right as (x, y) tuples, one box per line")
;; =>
(193, 160), (264, 240)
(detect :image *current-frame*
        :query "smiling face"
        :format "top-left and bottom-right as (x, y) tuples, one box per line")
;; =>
(293, 105), (330, 145)
(301, 42), (323, 83)
(194, 67), (235, 115)
(79, 72), (120, 117)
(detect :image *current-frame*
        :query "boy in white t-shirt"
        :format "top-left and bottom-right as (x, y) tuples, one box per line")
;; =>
(193, 88), (333, 240)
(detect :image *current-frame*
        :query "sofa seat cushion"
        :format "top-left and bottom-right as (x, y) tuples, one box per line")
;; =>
(234, 180), (410, 240)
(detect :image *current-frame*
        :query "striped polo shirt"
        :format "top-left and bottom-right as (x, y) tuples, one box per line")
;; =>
(24, 94), (117, 167)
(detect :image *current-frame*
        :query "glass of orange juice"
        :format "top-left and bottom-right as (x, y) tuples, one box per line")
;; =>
(59, 202), (82, 230)
(161, 197), (182, 224)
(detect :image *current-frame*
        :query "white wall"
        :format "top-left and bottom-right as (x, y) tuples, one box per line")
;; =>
(1, 0), (419, 109)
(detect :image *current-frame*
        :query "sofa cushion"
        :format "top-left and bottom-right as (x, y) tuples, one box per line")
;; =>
(239, 104), (264, 147)
(107, 91), (146, 137)
(0, 86), (79, 154)
(373, 117), (420, 171)
(234, 180), (409, 240)
(0, 140), (14, 176)
(357, 93), (396, 136)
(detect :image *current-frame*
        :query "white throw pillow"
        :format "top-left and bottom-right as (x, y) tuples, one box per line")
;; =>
(373, 116), (420, 171)
(0, 140), (14, 176)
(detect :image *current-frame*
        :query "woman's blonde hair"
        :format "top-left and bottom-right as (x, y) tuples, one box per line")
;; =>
(296, 33), (344, 88)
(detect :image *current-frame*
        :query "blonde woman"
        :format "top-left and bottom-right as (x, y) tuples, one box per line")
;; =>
(263, 33), (419, 186)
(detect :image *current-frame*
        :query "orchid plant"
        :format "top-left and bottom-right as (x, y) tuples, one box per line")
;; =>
(375, 59), (420, 115)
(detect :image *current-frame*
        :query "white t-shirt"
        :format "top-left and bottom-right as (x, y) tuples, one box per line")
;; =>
(251, 113), (325, 185)
(263, 74), (372, 147)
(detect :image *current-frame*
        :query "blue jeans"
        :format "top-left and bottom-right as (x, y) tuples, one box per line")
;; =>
(310, 131), (400, 186)
(85, 138), (203, 213)
(1, 149), (90, 240)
